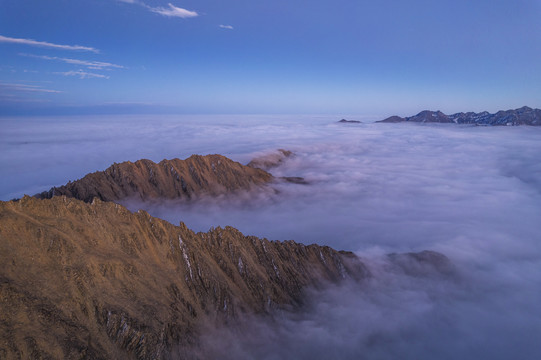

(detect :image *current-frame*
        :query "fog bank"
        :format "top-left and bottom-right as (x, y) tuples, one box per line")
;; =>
(2, 115), (540, 358)
(199, 253), (540, 360)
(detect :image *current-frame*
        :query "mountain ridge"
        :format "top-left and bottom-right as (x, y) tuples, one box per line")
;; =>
(377, 106), (541, 126)
(247, 149), (294, 171)
(0, 196), (369, 359)
(35, 154), (273, 203)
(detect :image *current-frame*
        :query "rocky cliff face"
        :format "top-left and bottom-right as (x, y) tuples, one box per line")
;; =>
(378, 106), (541, 126)
(247, 149), (294, 171)
(247, 149), (308, 184)
(0, 196), (368, 359)
(35, 154), (273, 203)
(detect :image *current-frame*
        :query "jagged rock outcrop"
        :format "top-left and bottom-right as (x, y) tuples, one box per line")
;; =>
(0, 196), (368, 359)
(35, 154), (273, 203)
(247, 149), (309, 184)
(388, 250), (455, 277)
(247, 149), (294, 171)
(378, 106), (541, 126)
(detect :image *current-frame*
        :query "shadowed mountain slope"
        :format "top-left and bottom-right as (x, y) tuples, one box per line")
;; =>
(247, 149), (294, 171)
(247, 149), (308, 184)
(0, 196), (368, 359)
(35, 154), (273, 203)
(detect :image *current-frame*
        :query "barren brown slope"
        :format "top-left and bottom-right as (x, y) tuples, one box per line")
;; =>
(0, 196), (367, 359)
(36, 154), (273, 203)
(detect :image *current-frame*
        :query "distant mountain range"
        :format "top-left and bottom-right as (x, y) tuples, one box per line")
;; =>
(377, 106), (541, 126)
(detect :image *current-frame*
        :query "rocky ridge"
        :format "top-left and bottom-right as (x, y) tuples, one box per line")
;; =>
(35, 154), (273, 203)
(0, 196), (368, 359)
(248, 149), (308, 185)
(247, 149), (294, 171)
(377, 106), (541, 126)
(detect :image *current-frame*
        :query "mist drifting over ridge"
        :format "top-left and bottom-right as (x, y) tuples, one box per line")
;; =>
(1, 115), (541, 358)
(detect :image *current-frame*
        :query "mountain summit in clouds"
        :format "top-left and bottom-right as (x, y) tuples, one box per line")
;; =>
(36, 154), (273, 203)
(378, 106), (541, 126)
(2, 149), (456, 358)
(247, 149), (294, 171)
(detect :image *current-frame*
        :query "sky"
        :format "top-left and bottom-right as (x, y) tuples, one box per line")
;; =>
(1, 0), (540, 116)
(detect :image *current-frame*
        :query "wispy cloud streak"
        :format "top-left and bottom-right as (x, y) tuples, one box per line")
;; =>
(117, 1), (198, 19)
(0, 82), (62, 93)
(0, 35), (98, 53)
(219, 25), (233, 30)
(20, 53), (123, 70)
(147, 3), (198, 18)
(56, 70), (109, 79)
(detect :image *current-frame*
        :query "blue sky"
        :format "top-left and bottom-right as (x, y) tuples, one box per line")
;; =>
(1, 0), (540, 117)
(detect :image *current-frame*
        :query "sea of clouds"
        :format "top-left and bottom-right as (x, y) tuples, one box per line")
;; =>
(1, 114), (540, 359)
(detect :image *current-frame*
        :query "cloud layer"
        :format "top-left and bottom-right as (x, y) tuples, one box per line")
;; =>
(1, 115), (540, 358)
(198, 250), (541, 360)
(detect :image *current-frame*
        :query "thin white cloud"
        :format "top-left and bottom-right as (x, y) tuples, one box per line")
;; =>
(148, 3), (198, 18)
(116, 1), (198, 19)
(57, 70), (109, 79)
(219, 25), (234, 30)
(0, 35), (99, 53)
(0, 82), (62, 93)
(20, 53), (123, 70)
